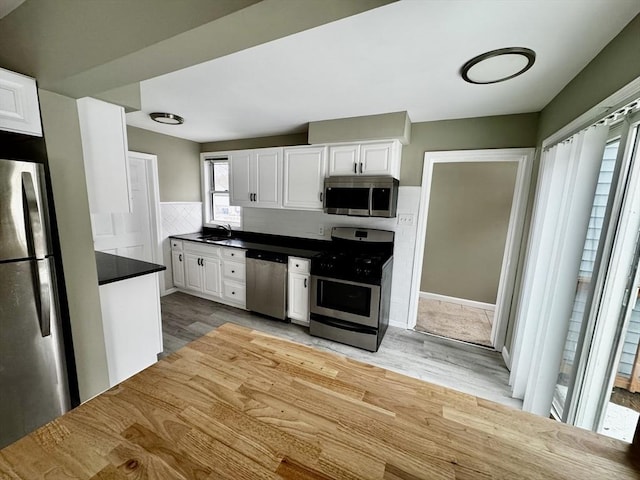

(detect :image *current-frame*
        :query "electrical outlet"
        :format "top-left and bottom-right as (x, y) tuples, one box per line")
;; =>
(318, 225), (325, 236)
(397, 213), (415, 226)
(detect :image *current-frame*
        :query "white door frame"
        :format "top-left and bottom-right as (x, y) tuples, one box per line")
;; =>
(128, 151), (164, 292)
(407, 148), (534, 356)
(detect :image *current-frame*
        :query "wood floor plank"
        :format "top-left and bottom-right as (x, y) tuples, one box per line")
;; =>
(1, 323), (638, 479)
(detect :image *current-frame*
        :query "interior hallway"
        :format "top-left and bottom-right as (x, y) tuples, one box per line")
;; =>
(415, 297), (494, 347)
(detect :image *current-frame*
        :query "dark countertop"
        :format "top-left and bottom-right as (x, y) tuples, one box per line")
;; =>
(96, 251), (166, 286)
(170, 230), (329, 259)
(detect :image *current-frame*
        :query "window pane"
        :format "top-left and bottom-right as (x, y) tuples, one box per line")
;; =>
(212, 193), (241, 224)
(213, 162), (229, 191)
(553, 138), (620, 418)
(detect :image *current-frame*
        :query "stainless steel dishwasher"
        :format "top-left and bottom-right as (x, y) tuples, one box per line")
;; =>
(246, 250), (288, 320)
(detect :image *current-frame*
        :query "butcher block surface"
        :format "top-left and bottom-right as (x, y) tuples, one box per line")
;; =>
(0, 323), (638, 479)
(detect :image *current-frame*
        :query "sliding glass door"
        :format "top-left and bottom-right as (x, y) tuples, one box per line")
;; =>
(552, 137), (622, 420)
(554, 115), (640, 433)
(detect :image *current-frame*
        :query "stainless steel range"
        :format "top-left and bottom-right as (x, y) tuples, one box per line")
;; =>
(309, 227), (393, 352)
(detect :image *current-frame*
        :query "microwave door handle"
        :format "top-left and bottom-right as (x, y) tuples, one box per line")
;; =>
(368, 186), (373, 216)
(22, 172), (52, 337)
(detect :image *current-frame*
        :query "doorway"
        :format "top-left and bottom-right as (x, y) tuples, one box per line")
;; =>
(91, 151), (162, 266)
(408, 149), (533, 356)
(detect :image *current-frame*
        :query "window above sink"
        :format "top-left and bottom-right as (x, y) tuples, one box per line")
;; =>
(202, 158), (242, 228)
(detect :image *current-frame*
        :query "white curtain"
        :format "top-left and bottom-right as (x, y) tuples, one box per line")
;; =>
(510, 125), (609, 416)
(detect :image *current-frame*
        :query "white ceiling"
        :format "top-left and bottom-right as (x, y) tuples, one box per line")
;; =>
(126, 0), (640, 143)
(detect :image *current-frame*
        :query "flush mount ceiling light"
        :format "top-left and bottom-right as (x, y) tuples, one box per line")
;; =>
(149, 112), (184, 125)
(461, 47), (536, 84)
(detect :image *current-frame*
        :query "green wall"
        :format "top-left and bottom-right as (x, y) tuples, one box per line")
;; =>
(421, 161), (519, 304)
(127, 126), (201, 202)
(401, 113), (539, 185)
(39, 89), (110, 402)
(537, 13), (640, 142)
(201, 132), (308, 152)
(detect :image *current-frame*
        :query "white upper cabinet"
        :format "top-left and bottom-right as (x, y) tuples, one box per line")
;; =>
(254, 148), (281, 207)
(328, 144), (360, 175)
(0, 67), (42, 137)
(229, 147), (282, 209)
(328, 140), (401, 178)
(77, 97), (131, 214)
(229, 150), (252, 207)
(283, 146), (327, 210)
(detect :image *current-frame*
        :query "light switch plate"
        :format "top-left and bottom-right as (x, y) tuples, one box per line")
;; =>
(318, 225), (325, 236)
(397, 213), (415, 226)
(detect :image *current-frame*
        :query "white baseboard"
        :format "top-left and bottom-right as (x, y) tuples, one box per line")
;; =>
(161, 287), (178, 297)
(502, 346), (511, 370)
(389, 318), (407, 328)
(419, 291), (495, 311)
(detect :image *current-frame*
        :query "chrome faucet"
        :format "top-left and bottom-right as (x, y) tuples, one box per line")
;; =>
(218, 224), (232, 237)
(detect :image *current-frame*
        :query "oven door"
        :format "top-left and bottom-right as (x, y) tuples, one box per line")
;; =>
(310, 275), (380, 328)
(324, 186), (370, 216)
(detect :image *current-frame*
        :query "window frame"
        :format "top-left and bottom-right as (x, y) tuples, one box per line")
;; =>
(201, 154), (242, 228)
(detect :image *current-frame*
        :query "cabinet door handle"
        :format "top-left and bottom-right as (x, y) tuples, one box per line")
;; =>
(231, 291), (235, 295)
(179, 254), (182, 262)
(231, 253), (235, 256)
(253, 193), (257, 201)
(319, 192), (323, 202)
(304, 278), (307, 288)
(353, 163), (357, 174)
(359, 162), (363, 174)
(231, 270), (235, 273)
(295, 263), (299, 268)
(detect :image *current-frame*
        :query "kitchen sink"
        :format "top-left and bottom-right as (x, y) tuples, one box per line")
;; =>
(197, 235), (231, 242)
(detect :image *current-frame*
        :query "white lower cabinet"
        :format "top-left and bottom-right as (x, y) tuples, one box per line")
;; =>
(171, 250), (185, 288)
(99, 273), (162, 387)
(172, 240), (245, 308)
(288, 257), (310, 325)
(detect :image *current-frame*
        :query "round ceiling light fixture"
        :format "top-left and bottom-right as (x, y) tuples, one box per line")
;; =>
(149, 112), (184, 125)
(461, 47), (536, 84)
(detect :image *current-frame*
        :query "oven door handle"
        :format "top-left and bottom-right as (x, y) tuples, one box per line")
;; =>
(311, 315), (377, 334)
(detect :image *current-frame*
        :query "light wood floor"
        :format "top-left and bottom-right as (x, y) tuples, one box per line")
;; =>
(4, 323), (636, 479)
(161, 292), (521, 409)
(415, 297), (494, 347)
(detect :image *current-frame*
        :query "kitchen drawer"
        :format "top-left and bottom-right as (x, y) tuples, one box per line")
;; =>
(288, 257), (310, 274)
(223, 261), (245, 281)
(223, 281), (246, 304)
(184, 241), (221, 257)
(170, 239), (183, 251)
(222, 247), (246, 260)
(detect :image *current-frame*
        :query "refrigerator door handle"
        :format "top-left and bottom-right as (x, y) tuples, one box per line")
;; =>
(22, 172), (51, 336)
(35, 259), (52, 337)
(21, 172), (46, 260)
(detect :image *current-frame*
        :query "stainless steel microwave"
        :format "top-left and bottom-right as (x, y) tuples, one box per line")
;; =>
(323, 176), (399, 217)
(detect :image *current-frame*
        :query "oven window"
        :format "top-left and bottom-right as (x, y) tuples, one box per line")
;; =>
(317, 279), (372, 317)
(325, 187), (370, 211)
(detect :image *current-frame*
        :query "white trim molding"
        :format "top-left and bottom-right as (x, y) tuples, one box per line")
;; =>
(419, 291), (495, 312)
(408, 148), (534, 353)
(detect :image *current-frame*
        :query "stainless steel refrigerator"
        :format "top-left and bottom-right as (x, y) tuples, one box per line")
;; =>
(0, 158), (72, 449)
